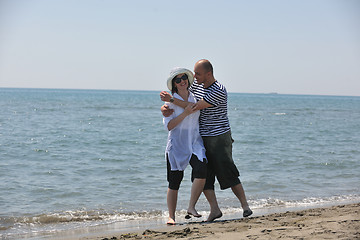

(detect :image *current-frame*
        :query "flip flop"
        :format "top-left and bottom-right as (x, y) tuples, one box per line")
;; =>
(185, 212), (202, 219)
(167, 218), (176, 225)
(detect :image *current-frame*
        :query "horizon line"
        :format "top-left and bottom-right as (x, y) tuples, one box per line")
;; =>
(0, 87), (359, 98)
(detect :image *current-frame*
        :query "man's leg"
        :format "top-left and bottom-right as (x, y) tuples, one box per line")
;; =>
(202, 159), (222, 221)
(203, 189), (223, 221)
(231, 183), (253, 217)
(202, 165), (222, 222)
(202, 136), (223, 221)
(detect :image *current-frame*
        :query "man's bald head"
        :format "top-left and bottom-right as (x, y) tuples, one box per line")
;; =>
(196, 59), (213, 74)
(194, 59), (216, 87)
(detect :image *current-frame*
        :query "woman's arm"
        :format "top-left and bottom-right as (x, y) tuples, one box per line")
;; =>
(167, 103), (196, 131)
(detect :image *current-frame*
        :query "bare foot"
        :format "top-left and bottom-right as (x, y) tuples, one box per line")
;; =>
(243, 209), (253, 217)
(206, 210), (223, 222)
(167, 217), (175, 225)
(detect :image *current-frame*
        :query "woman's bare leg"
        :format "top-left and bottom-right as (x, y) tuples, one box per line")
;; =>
(167, 188), (178, 224)
(187, 178), (206, 217)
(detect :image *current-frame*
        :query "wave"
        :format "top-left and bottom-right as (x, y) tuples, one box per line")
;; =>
(0, 209), (164, 232)
(1, 194), (359, 230)
(249, 194), (360, 209)
(1, 195), (359, 240)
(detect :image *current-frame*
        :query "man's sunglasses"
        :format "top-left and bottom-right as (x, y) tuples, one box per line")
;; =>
(173, 74), (188, 84)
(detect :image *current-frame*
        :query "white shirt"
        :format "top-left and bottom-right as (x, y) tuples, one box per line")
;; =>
(163, 92), (206, 171)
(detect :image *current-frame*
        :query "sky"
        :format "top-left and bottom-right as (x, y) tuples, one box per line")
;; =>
(0, 0), (359, 96)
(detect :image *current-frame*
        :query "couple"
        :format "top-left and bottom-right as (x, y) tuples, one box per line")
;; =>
(161, 59), (252, 225)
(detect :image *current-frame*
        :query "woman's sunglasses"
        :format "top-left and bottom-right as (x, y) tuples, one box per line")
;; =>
(173, 74), (188, 84)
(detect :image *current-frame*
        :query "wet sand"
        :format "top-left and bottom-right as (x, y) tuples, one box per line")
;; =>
(87, 203), (360, 240)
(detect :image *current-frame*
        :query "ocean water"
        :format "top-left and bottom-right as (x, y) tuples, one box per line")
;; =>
(0, 88), (359, 239)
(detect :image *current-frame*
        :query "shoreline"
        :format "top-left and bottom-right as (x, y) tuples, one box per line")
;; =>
(3, 200), (359, 239)
(76, 202), (360, 240)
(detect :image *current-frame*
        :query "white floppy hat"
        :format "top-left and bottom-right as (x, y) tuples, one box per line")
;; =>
(167, 68), (194, 91)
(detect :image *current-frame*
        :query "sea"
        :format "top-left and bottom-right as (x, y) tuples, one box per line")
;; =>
(1, 88), (359, 239)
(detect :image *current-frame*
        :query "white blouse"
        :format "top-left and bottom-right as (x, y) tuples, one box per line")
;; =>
(163, 92), (207, 171)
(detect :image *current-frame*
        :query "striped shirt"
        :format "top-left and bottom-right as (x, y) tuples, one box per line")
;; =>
(189, 80), (231, 137)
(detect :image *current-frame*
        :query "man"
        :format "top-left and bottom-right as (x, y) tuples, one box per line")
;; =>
(160, 59), (252, 221)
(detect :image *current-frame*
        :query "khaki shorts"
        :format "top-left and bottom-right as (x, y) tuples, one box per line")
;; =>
(202, 131), (241, 190)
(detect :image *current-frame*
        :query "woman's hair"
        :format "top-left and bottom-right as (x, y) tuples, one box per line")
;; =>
(171, 77), (178, 94)
(171, 74), (189, 94)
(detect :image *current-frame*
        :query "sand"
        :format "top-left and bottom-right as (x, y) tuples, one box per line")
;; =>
(91, 203), (360, 240)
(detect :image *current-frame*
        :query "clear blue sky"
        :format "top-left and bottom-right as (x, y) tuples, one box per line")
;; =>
(1, 0), (359, 96)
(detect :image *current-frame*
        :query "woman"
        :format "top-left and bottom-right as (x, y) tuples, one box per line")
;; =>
(163, 68), (207, 225)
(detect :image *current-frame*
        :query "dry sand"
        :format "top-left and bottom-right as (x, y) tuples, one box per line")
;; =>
(89, 203), (360, 240)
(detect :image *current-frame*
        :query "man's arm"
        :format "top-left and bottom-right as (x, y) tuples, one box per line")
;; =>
(161, 104), (174, 117)
(160, 91), (189, 109)
(192, 99), (213, 111)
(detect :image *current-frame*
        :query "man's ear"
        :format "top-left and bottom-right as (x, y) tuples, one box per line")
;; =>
(206, 71), (212, 78)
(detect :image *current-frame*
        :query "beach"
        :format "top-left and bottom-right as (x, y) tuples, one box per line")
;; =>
(91, 203), (360, 240)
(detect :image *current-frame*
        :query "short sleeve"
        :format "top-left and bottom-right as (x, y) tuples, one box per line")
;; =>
(203, 87), (226, 107)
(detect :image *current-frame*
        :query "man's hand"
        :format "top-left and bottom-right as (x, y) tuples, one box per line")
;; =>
(160, 91), (172, 102)
(192, 99), (213, 111)
(161, 104), (174, 117)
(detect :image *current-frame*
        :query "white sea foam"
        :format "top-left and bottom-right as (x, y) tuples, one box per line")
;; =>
(2, 194), (360, 240)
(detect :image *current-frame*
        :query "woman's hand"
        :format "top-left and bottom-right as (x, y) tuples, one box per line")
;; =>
(160, 91), (172, 102)
(166, 103), (196, 131)
(184, 103), (196, 115)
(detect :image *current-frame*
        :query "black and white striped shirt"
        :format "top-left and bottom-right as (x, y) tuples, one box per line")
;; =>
(190, 80), (231, 137)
